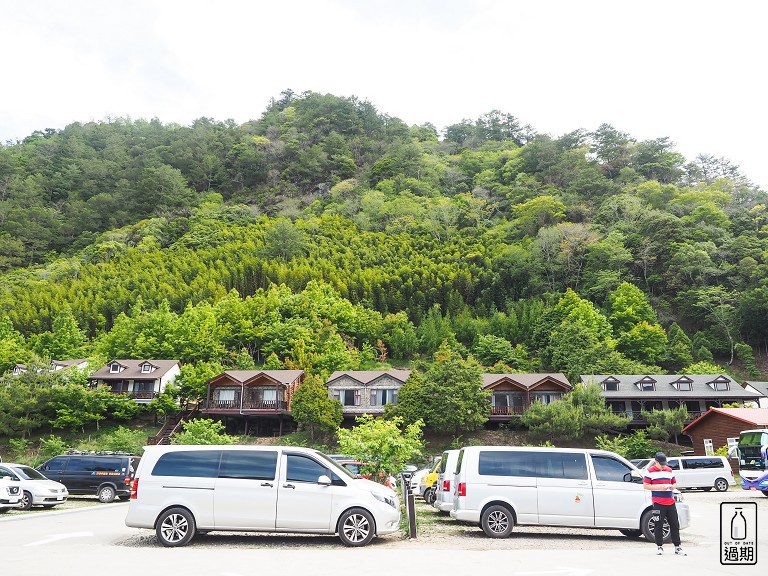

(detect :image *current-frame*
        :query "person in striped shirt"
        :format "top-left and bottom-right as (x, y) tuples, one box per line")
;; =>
(643, 452), (685, 556)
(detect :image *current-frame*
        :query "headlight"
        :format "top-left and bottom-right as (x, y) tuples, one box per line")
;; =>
(371, 491), (397, 509)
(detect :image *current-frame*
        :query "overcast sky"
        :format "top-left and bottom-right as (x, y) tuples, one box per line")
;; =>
(2, 0), (766, 189)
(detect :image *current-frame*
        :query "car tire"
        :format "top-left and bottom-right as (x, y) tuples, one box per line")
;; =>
(337, 507), (375, 547)
(641, 509), (671, 543)
(97, 485), (116, 503)
(424, 487), (436, 505)
(619, 529), (643, 538)
(761, 490), (768, 497)
(714, 478), (729, 492)
(156, 507), (196, 547)
(19, 491), (33, 511)
(481, 504), (514, 538)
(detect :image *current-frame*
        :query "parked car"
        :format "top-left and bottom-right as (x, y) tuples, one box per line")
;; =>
(125, 444), (401, 547)
(336, 459), (372, 479)
(409, 467), (430, 493)
(630, 459), (652, 469)
(37, 451), (140, 502)
(0, 462), (68, 510)
(419, 456), (442, 504)
(450, 446), (690, 542)
(433, 449), (460, 513)
(0, 477), (22, 513)
(639, 455), (735, 491)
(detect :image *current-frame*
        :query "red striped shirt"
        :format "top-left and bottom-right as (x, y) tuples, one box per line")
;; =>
(643, 464), (676, 505)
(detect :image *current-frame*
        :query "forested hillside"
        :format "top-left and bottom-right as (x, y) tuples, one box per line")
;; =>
(1, 90), (767, 388)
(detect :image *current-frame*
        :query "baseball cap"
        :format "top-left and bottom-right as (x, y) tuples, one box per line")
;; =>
(654, 452), (667, 464)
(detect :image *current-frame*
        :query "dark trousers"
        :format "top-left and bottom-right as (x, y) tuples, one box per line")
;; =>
(654, 502), (681, 546)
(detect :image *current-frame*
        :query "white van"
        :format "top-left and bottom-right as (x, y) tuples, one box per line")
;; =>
(125, 445), (400, 547)
(642, 455), (735, 492)
(433, 449), (460, 513)
(450, 446), (690, 542)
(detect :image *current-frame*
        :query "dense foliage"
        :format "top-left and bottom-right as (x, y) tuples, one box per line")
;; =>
(1, 90), (766, 397)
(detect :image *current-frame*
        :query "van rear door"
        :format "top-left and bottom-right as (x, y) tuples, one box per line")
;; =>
(536, 452), (594, 527)
(214, 449), (279, 530)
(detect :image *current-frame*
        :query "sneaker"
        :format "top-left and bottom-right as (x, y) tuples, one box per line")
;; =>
(657, 546), (664, 555)
(675, 546), (686, 556)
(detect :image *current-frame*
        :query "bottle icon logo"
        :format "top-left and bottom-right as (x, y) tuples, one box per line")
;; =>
(731, 507), (747, 540)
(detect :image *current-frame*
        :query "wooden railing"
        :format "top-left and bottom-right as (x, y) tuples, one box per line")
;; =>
(490, 406), (525, 416)
(206, 400), (288, 411)
(147, 410), (196, 445)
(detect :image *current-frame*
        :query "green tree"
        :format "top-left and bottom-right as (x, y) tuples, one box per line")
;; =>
(394, 348), (489, 434)
(171, 418), (237, 444)
(336, 414), (424, 481)
(665, 323), (693, 370)
(608, 282), (657, 333)
(291, 374), (343, 441)
(641, 405), (689, 443)
(522, 383), (629, 441)
(616, 321), (668, 364)
(261, 219), (307, 262)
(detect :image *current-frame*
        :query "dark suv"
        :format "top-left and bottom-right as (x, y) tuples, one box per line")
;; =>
(37, 452), (140, 502)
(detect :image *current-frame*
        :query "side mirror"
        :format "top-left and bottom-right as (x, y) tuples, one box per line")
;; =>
(317, 475), (332, 486)
(624, 470), (643, 483)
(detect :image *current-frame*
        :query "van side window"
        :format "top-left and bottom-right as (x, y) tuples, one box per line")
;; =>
(43, 457), (67, 471)
(667, 459), (680, 470)
(91, 458), (122, 472)
(682, 458), (723, 470)
(286, 454), (328, 483)
(152, 451), (222, 477)
(66, 456), (95, 471)
(540, 453), (588, 480)
(219, 451), (278, 480)
(591, 455), (632, 482)
(478, 451), (537, 477)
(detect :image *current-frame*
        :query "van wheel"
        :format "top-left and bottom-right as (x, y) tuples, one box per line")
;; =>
(97, 485), (116, 503)
(641, 509), (671, 542)
(19, 491), (33, 511)
(619, 529), (643, 538)
(424, 487), (436, 505)
(481, 505), (514, 538)
(338, 508), (375, 547)
(156, 507), (196, 547)
(714, 478), (729, 492)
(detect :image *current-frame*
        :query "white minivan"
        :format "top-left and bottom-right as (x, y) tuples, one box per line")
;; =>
(433, 449), (460, 513)
(125, 445), (401, 547)
(642, 455), (735, 492)
(450, 446), (690, 542)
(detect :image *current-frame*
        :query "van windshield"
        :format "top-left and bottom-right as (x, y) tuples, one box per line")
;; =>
(13, 466), (48, 480)
(315, 452), (356, 479)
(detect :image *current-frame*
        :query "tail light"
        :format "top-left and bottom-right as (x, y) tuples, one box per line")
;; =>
(730, 469), (734, 477)
(130, 478), (139, 499)
(124, 475), (132, 486)
(458, 482), (466, 497)
(443, 480), (451, 492)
